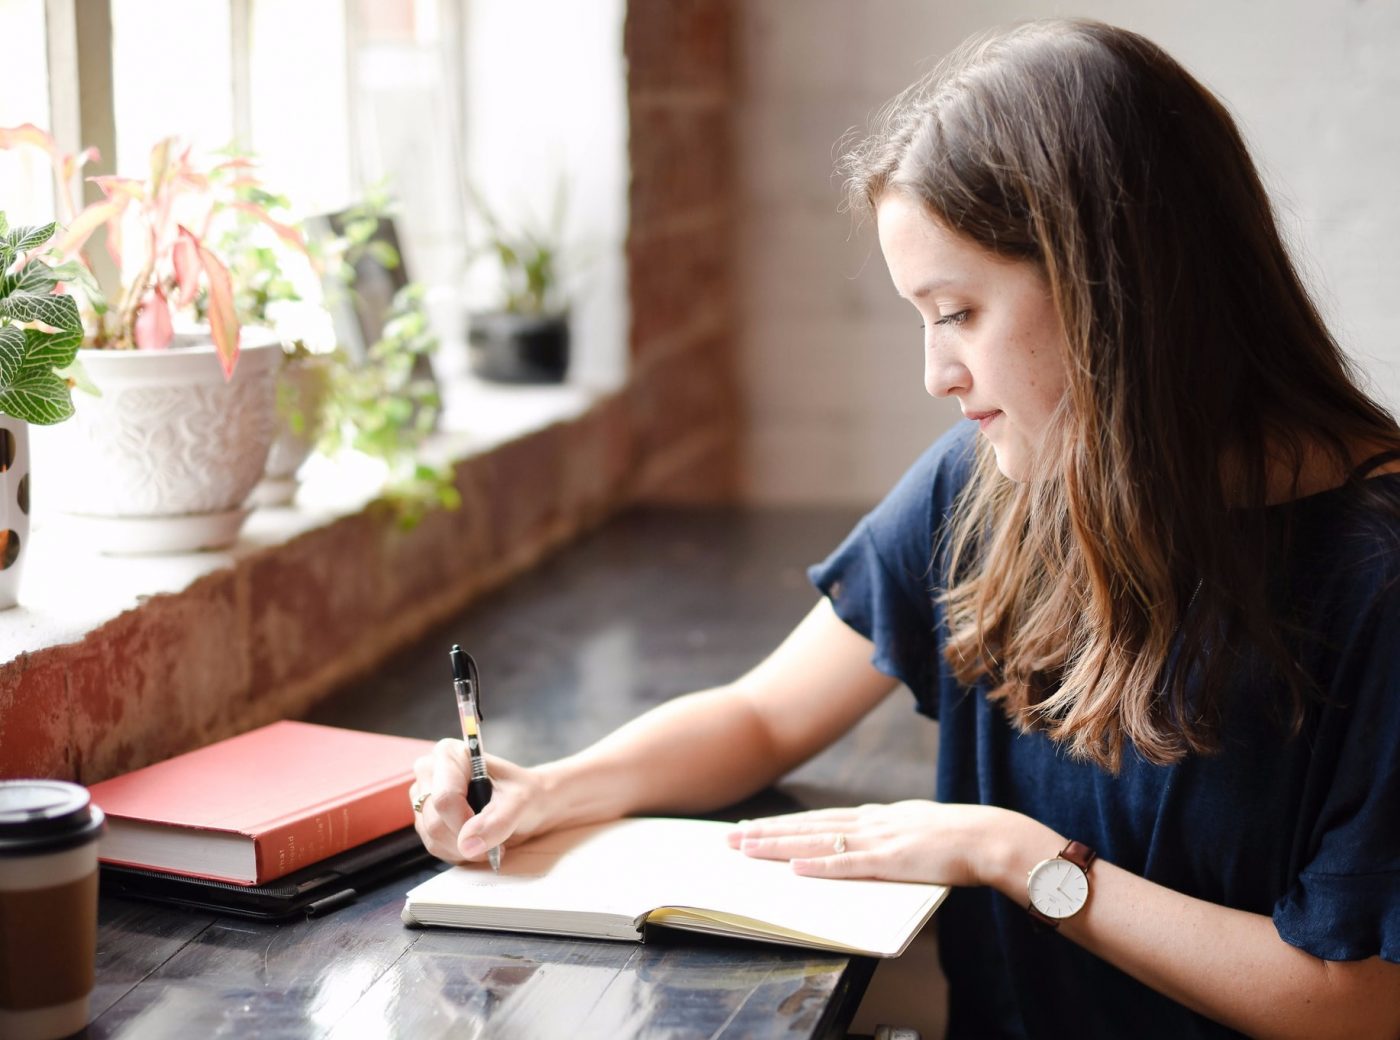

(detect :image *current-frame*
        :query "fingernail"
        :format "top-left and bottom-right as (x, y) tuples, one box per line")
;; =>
(460, 836), (485, 857)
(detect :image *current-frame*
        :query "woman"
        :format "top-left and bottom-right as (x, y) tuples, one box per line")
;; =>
(414, 20), (1400, 1038)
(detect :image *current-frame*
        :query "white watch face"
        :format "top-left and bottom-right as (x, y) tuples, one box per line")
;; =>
(1028, 857), (1089, 919)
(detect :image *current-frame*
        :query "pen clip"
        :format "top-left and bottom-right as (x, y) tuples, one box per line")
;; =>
(450, 644), (484, 721)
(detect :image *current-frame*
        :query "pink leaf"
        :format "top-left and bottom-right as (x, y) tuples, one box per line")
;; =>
(90, 175), (145, 203)
(182, 227), (239, 379)
(105, 205), (124, 270)
(134, 287), (173, 350)
(210, 156), (256, 174)
(171, 235), (200, 308)
(0, 123), (61, 159)
(230, 201), (311, 256)
(55, 200), (125, 261)
(61, 145), (101, 184)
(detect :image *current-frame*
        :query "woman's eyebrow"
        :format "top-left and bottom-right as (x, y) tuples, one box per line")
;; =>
(905, 277), (960, 300)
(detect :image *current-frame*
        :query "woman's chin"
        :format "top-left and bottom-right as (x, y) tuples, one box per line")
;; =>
(990, 446), (1031, 483)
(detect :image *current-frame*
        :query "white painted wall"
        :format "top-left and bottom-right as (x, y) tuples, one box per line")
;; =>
(735, 1), (1400, 505)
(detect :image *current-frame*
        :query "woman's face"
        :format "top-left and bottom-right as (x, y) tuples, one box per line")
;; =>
(876, 191), (1068, 481)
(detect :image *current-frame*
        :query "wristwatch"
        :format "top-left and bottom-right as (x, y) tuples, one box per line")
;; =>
(1026, 840), (1097, 927)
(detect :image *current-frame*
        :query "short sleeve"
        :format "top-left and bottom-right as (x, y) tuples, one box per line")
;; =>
(808, 422), (978, 713)
(1272, 578), (1400, 963)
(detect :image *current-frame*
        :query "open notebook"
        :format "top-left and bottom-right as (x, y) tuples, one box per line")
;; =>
(401, 817), (947, 957)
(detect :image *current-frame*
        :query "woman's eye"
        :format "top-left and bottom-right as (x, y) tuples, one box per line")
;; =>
(934, 310), (969, 327)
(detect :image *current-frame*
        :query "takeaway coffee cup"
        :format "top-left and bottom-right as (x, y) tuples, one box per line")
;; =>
(0, 780), (105, 1040)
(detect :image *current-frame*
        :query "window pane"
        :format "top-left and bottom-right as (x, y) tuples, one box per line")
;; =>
(111, 0), (234, 175)
(249, 0), (353, 216)
(0, 0), (54, 223)
(346, 0), (465, 290)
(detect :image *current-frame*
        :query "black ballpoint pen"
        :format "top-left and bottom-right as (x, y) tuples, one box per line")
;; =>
(450, 645), (501, 873)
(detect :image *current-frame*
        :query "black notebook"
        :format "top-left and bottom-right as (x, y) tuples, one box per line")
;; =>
(100, 826), (434, 920)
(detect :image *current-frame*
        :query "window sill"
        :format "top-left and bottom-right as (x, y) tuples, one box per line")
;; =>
(1, 376), (604, 660)
(0, 372), (637, 782)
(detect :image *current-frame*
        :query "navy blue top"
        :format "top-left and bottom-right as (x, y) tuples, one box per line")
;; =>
(809, 421), (1400, 1039)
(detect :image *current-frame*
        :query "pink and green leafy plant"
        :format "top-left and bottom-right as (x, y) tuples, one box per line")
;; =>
(0, 125), (306, 379)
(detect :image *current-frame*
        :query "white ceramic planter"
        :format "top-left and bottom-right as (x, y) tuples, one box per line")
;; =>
(253, 353), (333, 507)
(0, 418), (30, 607)
(37, 333), (281, 554)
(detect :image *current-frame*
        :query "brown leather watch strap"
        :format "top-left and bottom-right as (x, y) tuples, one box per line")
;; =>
(1061, 840), (1098, 872)
(1027, 902), (1060, 928)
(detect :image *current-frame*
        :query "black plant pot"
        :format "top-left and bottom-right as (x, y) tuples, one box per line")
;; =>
(467, 311), (570, 384)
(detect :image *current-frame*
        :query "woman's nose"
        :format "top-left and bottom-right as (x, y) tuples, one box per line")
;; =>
(925, 349), (971, 399)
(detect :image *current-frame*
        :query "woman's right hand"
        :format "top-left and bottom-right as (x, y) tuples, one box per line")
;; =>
(411, 739), (552, 865)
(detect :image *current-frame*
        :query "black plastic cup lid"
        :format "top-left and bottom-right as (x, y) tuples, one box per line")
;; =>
(0, 779), (105, 857)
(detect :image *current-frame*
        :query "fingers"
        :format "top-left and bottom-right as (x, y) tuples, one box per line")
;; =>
(727, 811), (861, 849)
(412, 744), (540, 865)
(411, 739), (471, 863)
(455, 756), (531, 861)
(789, 850), (875, 878)
(736, 828), (860, 861)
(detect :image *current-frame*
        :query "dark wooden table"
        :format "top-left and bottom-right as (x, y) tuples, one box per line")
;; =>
(90, 508), (941, 1039)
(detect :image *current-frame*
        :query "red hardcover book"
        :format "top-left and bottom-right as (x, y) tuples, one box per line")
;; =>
(88, 721), (432, 885)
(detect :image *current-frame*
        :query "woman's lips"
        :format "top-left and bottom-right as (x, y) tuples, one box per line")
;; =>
(965, 410), (1001, 430)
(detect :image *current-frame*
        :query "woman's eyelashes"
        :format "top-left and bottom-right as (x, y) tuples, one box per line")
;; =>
(934, 309), (970, 327)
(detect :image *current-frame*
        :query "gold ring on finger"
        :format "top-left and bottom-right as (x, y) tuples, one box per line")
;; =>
(412, 789), (431, 813)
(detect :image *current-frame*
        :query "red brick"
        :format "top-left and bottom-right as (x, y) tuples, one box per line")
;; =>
(559, 394), (640, 523)
(246, 513), (384, 696)
(629, 104), (732, 227)
(628, 335), (741, 459)
(380, 455), (494, 619)
(72, 570), (248, 782)
(629, 221), (731, 359)
(0, 651), (74, 780)
(484, 425), (569, 573)
(626, 0), (734, 93)
(639, 434), (738, 503)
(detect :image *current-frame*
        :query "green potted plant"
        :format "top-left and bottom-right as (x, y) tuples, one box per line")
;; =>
(0, 126), (304, 552)
(205, 166), (334, 508)
(0, 215), (83, 605)
(310, 194), (457, 524)
(464, 184), (571, 384)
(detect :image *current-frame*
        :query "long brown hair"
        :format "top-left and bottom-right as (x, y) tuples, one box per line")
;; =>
(840, 19), (1400, 769)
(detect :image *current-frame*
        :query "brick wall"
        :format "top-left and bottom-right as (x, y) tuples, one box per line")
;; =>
(623, 0), (741, 502)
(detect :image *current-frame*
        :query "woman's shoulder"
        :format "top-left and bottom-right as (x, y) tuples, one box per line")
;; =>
(880, 419), (980, 520)
(1288, 473), (1400, 589)
(813, 421), (979, 606)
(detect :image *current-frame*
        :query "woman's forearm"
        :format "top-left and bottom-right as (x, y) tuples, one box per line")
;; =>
(985, 815), (1400, 1040)
(531, 684), (791, 827)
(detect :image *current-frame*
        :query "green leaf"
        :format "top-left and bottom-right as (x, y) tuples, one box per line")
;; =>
(43, 259), (89, 284)
(23, 324), (82, 369)
(61, 262), (102, 298)
(56, 356), (100, 397)
(14, 259), (59, 296)
(0, 324), (24, 385)
(11, 223), (57, 253)
(0, 213), (8, 238)
(0, 368), (76, 425)
(0, 291), (81, 329)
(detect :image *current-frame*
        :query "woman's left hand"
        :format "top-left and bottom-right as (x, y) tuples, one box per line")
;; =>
(728, 800), (1029, 888)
